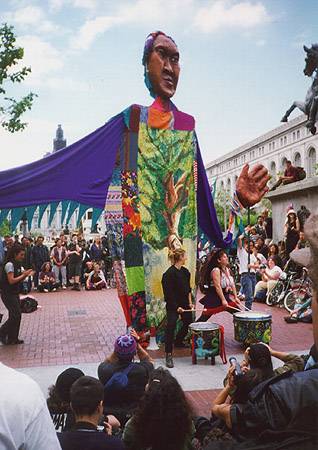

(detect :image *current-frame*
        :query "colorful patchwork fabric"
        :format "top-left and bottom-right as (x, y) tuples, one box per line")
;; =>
(0, 96), (232, 334)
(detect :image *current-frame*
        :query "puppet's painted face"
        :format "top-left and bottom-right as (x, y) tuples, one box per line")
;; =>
(147, 35), (180, 99)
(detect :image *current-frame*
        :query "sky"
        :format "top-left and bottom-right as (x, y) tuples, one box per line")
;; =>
(0, 0), (318, 171)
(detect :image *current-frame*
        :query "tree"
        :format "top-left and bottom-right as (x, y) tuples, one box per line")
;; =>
(0, 219), (11, 237)
(0, 23), (36, 132)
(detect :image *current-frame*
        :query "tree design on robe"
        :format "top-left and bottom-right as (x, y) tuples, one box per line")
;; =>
(138, 125), (196, 251)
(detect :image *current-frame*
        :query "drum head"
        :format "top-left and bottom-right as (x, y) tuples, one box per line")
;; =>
(233, 311), (271, 321)
(189, 322), (219, 331)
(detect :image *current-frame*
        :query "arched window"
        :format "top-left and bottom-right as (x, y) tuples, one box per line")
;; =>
(294, 152), (301, 167)
(220, 180), (225, 191)
(308, 147), (317, 177)
(281, 157), (287, 171)
(226, 178), (231, 193)
(270, 161), (276, 176)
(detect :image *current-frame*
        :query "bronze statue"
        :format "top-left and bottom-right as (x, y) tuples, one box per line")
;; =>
(281, 44), (318, 135)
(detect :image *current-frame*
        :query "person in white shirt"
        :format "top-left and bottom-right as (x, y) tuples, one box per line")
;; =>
(0, 362), (61, 450)
(254, 255), (283, 301)
(237, 235), (258, 309)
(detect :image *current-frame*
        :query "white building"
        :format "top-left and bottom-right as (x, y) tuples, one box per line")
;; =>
(206, 114), (317, 195)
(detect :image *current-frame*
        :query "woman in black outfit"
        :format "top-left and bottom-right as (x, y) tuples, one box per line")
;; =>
(284, 209), (300, 257)
(162, 248), (193, 369)
(0, 244), (34, 345)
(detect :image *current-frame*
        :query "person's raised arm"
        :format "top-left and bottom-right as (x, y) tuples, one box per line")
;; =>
(237, 234), (244, 250)
(131, 329), (154, 363)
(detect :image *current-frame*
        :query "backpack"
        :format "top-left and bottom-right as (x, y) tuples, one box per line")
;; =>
(20, 296), (38, 313)
(104, 363), (134, 392)
(295, 167), (306, 181)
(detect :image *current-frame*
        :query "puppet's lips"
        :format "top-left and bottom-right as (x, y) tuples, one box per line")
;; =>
(163, 77), (174, 86)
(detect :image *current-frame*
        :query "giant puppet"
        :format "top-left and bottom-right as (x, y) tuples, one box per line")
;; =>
(0, 31), (270, 332)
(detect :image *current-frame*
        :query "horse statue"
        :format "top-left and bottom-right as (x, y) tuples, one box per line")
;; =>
(281, 44), (318, 135)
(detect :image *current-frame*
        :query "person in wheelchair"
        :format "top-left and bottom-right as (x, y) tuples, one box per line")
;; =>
(254, 255), (282, 302)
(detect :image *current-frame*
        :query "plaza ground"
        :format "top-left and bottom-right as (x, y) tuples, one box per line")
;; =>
(0, 289), (313, 417)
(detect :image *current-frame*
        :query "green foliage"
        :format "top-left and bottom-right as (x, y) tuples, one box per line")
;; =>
(138, 126), (196, 250)
(0, 23), (37, 132)
(314, 163), (318, 176)
(0, 219), (11, 236)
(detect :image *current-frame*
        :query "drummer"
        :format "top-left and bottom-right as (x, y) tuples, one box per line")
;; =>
(197, 249), (242, 322)
(162, 248), (194, 369)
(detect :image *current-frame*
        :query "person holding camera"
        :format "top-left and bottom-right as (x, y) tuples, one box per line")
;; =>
(254, 255), (282, 302)
(0, 244), (35, 345)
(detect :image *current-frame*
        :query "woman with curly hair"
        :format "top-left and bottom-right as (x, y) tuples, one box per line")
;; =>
(123, 367), (194, 450)
(197, 249), (241, 322)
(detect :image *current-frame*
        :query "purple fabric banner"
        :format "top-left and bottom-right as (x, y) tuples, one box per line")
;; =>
(196, 136), (231, 247)
(0, 114), (124, 210)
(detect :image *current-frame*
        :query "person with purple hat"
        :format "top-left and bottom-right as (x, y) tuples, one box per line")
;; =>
(98, 330), (153, 426)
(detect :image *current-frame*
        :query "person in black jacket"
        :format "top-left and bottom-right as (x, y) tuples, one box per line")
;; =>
(0, 244), (34, 345)
(31, 236), (50, 288)
(162, 248), (193, 369)
(58, 376), (124, 450)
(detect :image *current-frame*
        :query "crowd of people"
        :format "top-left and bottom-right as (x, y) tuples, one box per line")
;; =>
(0, 232), (112, 293)
(1, 324), (318, 449)
(198, 205), (311, 317)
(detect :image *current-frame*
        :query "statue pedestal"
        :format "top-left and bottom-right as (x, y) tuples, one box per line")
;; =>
(266, 177), (318, 242)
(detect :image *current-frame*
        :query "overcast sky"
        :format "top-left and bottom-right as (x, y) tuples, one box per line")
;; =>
(1, 0), (317, 171)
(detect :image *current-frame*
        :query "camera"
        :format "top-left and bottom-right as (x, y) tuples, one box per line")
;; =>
(259, 264), (266, 269)
(229, 356), (243, 380)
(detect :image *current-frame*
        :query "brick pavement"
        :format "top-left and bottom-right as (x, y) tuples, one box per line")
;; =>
(0, 289), (312, 368)
(0, 289), (313, 417)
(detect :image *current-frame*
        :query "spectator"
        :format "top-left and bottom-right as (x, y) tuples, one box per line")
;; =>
(236, 237), (258, 310)
(86, 263), (107, 290)
(284, 296), (312, 324)
(0, 235), (5, 281)
(80, 239), (91, 280)
(255, 236), (268, 259)
(270, 160), (298, 190)
(58, 376), (124, 450)
(90, 237), (104, 264)
(0, 362), (61, 449)
(0, 244), (34, 345)
(278, 240), (288, 267)
(223, 344), (304, 398)
(3, 234), (13, 259)
(244, 226), (257, 244)
(284, 208), (300, 256)
(254, 255), (282, 302)
(51, 238), (68, 289)
(31, 236), (50, 288)
(262, 208), (273, 241)
(21, 236), (33, 292)
(38, 262), (58, 292)
(98, 330), (154, 425)
(83, 260), (94, 287)
(254, 216), (266, 240)
(67, 235), (82, 291)
(268, 243), (283, 268)
(123, 367), (194, 450)
(244, 343), (304, 377)
(47, 368), (85, 431)
(297, 231), (309, 249)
